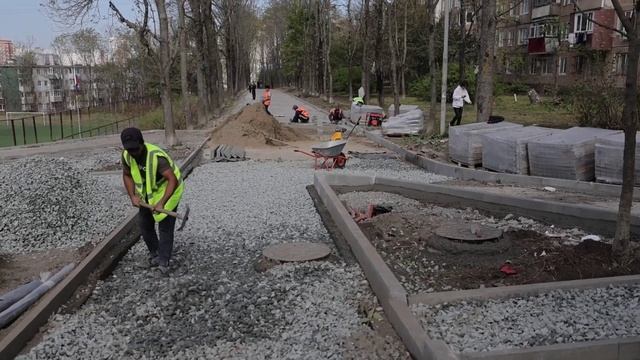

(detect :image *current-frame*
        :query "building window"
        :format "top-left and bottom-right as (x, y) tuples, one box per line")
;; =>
(530, 23), (545, 38)
(518, 28), (529, 44)
(466, 10), (474, 23)
(44, 81), (48, 86)
(505, 58), (512, 74)
(559, 57), (567, 74)
(574, 12), (594, 33)
(561, 0), (572, 6)
(510, 1), (518, 16)
(498, 31), (505, 47)
(37, 80), (41, 86)
(575, 55), (586, 74)
(520, 0), (530, 15)
(530, 58), (552, 74)
(616, 53), (628, 74)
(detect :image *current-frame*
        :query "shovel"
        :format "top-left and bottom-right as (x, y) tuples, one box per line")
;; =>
(139, 201), (191, 231)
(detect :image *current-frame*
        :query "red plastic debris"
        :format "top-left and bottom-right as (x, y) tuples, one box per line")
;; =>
(499, 262), (517, 275)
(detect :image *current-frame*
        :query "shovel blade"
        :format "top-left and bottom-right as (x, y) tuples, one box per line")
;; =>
(177, 205), (190, 231)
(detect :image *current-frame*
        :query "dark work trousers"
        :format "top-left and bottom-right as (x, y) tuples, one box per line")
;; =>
(291, 112), (309, 123)
(450, 107), (463, 127)
(264, 104), (271, 116)
(251, 89), (256, 100)
(138, 206), (177, 266)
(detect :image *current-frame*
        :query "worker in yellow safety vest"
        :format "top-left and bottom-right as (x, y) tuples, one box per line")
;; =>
(121, 127), (183, 275)
(262, 85), (272, 115)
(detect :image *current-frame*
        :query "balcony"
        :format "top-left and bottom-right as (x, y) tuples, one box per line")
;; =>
(532, 3), (560, 19)
(528, 37), (559, 54)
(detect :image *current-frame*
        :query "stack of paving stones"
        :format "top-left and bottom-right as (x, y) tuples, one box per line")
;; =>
(595, 132), (640, 185)
(449, 122), (522, 166)
(481, 126), (558, 175)
(528, 127), (622, 181)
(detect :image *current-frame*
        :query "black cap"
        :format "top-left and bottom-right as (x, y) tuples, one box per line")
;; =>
(121, 127), (144, 150)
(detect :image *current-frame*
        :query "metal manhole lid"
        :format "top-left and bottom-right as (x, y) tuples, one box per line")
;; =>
(435, 223), (503, 243)
(263, 242), (331, 262)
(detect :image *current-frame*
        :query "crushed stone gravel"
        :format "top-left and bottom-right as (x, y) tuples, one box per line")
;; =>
(412, 285), (640, 353)
(19, 158), (434, 359)
(0, 156), (130, 254)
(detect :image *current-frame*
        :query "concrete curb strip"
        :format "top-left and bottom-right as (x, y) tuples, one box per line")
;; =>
(313, 173), (460, 360)
(365, 131), (640, 199)
(0, 136), (211, 359)
(409, 274), (640, 306)
(460, 336), (640, 360)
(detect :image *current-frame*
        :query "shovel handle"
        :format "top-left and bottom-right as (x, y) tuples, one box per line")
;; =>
(139, 202), (182, 219)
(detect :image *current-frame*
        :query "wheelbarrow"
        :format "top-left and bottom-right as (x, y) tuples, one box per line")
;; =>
(294, 121), (359, 170)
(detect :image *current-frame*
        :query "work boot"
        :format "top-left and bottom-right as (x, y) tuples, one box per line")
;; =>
(158, 264), (170, 277)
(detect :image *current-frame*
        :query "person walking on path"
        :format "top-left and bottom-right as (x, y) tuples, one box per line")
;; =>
(262, 85), (272, 115)
(248, 83), (256, 100)
(450, 80), (472, 127)
(121, 127), (184, 276)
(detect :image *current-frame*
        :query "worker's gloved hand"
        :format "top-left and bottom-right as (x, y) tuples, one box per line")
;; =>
(131, 196), (141, 208)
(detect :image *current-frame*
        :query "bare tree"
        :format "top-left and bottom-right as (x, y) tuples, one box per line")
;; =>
(177, 0), (192, 130)
(388, 0), (400, 116)
(426, 0), (439, 135)
(475, 0), (497, 123)
(361, 0), (371, 103)
(611, 0), (640, 257)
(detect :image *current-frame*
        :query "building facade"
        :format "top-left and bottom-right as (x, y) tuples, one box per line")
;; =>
(495, 0), (635, 91)
(0, 52), (96, 113)
(0, 39), (14, 65)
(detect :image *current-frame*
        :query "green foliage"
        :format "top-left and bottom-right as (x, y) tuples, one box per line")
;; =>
(571, 79), (624, 130)
(332, 66), (361, 93)
(408, 63), (476, 102)
(282, 3), (308, 79)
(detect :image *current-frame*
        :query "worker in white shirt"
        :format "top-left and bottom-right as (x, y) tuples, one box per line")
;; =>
(450, 80), (472, 127)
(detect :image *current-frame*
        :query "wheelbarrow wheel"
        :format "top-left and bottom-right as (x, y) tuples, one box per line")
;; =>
(333, 153), (347, 169)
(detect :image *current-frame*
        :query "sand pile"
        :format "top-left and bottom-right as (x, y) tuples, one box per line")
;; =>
(211, 104), (308, 147)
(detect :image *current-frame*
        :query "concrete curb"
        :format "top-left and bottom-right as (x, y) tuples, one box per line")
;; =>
(368, 176), (640, 237)
(313, 173), (459, 360)
(365, 131), (639, 199)
(460, 336), (640, 360)
(409, 274), (640, 306)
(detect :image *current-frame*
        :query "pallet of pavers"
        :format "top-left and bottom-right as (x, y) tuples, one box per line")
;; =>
(528, 127), (622, 181)
(595, 132), (640, 185)
(481, 126), (559, 175)
(449, 121), (522, 166)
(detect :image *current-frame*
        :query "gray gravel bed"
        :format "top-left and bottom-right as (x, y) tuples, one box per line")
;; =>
(337, 157), (450, 182)
(20, 159), (423, 359)
(0, 156), (130, 254)
(412, 285), (640, 353)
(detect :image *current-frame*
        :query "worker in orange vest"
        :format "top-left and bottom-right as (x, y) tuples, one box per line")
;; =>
(291, 105), (310, 123)
(262, 85), (272, 115)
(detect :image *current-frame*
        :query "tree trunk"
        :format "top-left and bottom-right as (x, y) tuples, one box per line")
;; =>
(347, 0), (354, 100)
(155, 0), (177, 146)
(476, 0), (497, 123)
(361, 0), (371, 103)
(178, 0), (192, 130)
(389, 1), (400, 116)
(613, 18), (640, 257)
(375, 0), (385, 108)
(401, 0), (408, 99)
(459, 0), (466, 81)
(426, 0), (438, 135)
(327, 0), (333, 104)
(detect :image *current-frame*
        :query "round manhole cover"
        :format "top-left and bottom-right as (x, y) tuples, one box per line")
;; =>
(263, 242), (331, 262)
(435, 223), (503, 243)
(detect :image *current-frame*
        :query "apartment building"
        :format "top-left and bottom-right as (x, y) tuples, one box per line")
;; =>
(0, 39), (14, 65)
(495, 0), (633, 90)
(7, 52), (95, 113)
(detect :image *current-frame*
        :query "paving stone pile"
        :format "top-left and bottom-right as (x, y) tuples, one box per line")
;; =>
(412, 285), (640, 352)
(0, 156), (130, 254)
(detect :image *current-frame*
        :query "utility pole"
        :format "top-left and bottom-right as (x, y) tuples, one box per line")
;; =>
(440, 0), (450, 135)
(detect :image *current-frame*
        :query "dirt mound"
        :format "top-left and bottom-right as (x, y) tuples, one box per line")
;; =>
(211, 103), (308, 147)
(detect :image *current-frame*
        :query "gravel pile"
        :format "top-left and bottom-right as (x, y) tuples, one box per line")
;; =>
(338, 157), (450, 182)
(412, 285), (640, 353)
(20, 159), (429, 359)
(0, 156), (130, 253)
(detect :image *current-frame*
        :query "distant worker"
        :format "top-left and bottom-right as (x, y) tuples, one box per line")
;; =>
(329, 106), (344, 124)
(262, 85), (272, 115)
(352, 97), (364, 106)
(120, 127), (183, 276)
(291, 105), (310, 123)
(450, 80), (472, 127)
(248, 83), (256, 100)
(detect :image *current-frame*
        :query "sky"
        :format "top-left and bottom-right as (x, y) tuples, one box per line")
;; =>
(0, 0), (137, 50)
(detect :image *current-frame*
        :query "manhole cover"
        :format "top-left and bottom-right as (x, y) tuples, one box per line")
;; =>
(263, 242), (331, 262)
(435, 223), (503, 243)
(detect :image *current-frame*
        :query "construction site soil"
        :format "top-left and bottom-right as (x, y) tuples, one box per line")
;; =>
(356, 199), (640, 293)
(210, 103), (309, 148)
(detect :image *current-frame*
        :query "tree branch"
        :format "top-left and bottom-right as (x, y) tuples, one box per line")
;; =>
(108, 0), (159, 58)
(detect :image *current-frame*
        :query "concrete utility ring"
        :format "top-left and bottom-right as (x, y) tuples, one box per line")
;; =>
(435, 222), (503, 244)
(263, 242), (331, 262)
